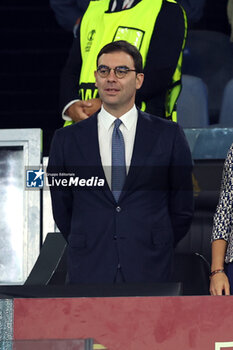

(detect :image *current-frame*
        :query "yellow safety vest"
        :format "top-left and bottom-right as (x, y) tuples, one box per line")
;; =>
(64, 0), (187, 126)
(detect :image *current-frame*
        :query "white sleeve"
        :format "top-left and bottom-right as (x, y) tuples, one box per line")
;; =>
(62, 99), (80, 120)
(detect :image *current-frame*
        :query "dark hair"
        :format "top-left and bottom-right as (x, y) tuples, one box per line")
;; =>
(96, 40), (143, 73)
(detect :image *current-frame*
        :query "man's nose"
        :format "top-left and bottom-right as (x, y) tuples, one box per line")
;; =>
(107, 69), (117, 81)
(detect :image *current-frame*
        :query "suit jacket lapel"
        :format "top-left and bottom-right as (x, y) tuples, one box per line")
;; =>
(119, 110), (161, 200)
(75, 113), (115, 203)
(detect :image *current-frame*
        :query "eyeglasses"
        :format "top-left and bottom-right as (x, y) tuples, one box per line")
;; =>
(97, 65), (137, 79)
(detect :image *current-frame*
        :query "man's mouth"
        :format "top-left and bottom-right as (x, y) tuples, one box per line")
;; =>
(105, 88), (120, 92)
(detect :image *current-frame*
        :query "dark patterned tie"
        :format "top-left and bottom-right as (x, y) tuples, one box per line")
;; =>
(111, 119), (126, 201)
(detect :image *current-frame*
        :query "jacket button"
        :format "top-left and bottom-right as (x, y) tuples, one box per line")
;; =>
(113, 235), (117, 240)
(116, 206), (121, 212)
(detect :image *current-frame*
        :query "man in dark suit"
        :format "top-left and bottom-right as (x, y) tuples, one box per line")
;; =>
(48, 41), (194, 284)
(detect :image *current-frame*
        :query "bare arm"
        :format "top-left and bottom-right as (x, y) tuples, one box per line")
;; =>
(210, 145), (233, 296)
(209, 239), (230, 296)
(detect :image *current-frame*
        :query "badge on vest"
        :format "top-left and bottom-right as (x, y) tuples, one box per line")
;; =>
(113, 26), (145, 50)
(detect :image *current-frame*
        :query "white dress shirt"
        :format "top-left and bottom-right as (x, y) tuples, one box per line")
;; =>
(98, 105), (138, 188)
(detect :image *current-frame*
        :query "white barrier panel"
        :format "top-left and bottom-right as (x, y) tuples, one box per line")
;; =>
(0, 129), (42, 284)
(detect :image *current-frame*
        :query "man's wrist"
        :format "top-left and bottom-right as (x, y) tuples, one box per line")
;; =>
(73, 17), (81, 37)
(62, 99), (80, 120)
(73, 23), (79, 38)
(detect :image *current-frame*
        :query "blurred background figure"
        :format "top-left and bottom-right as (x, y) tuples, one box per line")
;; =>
(59, 0), (187, 125)
(49, 0), (90, 37)
(176, 0), (206, 26)
(50, 0), (206, 35)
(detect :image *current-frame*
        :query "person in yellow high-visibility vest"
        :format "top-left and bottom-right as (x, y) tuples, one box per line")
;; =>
(60, 0), (187, 126)
(50, 0), (205, 34)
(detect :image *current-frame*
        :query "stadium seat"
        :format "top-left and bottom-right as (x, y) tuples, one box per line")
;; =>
(218, 78), (233, 127)
(183, 30), (233, 123)
(177, 75), (209, 127)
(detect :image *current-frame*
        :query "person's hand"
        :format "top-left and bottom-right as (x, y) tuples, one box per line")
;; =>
(66, 98), (102, 122)
(83, 98), (102, 116)
(209, 272), (230, 295)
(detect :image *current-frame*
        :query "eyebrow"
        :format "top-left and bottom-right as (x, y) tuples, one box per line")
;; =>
(98, 65), (131, 69)
(116, 66), (131, 69)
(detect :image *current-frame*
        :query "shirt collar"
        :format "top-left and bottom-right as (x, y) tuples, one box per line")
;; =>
(98, 105), (138, 131)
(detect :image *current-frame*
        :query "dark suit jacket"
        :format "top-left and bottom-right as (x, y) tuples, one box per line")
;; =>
(48, 110), (194, 284)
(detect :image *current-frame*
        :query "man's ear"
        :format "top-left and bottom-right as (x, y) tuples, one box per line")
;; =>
(94, 70), (98, 87)
(136, 73), (144, 90)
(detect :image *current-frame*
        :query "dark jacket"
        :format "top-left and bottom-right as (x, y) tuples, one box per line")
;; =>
(48, 110), (194, 284)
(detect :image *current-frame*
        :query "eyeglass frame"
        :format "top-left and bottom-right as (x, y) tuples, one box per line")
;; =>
(96, 65), (138, 79)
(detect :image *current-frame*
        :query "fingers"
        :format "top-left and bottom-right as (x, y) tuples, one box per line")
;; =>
(74, 100), (92, 120)
(79, 100), (92, 107)
(210, 286), (224, 296)
(76, 109), (89, 121)
(209, 273), (231, 296)
(66, 99), (102, 122)
(66, 101), (91, 122)
(210, 286), (230, 296)
(224, 283), (230, 296)
(82, 98), (102, 117)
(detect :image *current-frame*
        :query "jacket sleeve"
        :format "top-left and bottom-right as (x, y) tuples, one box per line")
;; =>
(176, 0), (205, 24)
(47, 130), (73, 241)
(50, 0), (89, 31)
(59, 31), (82, 114)
(136, 1), (186, 117)
(169, 124), (194, 246)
